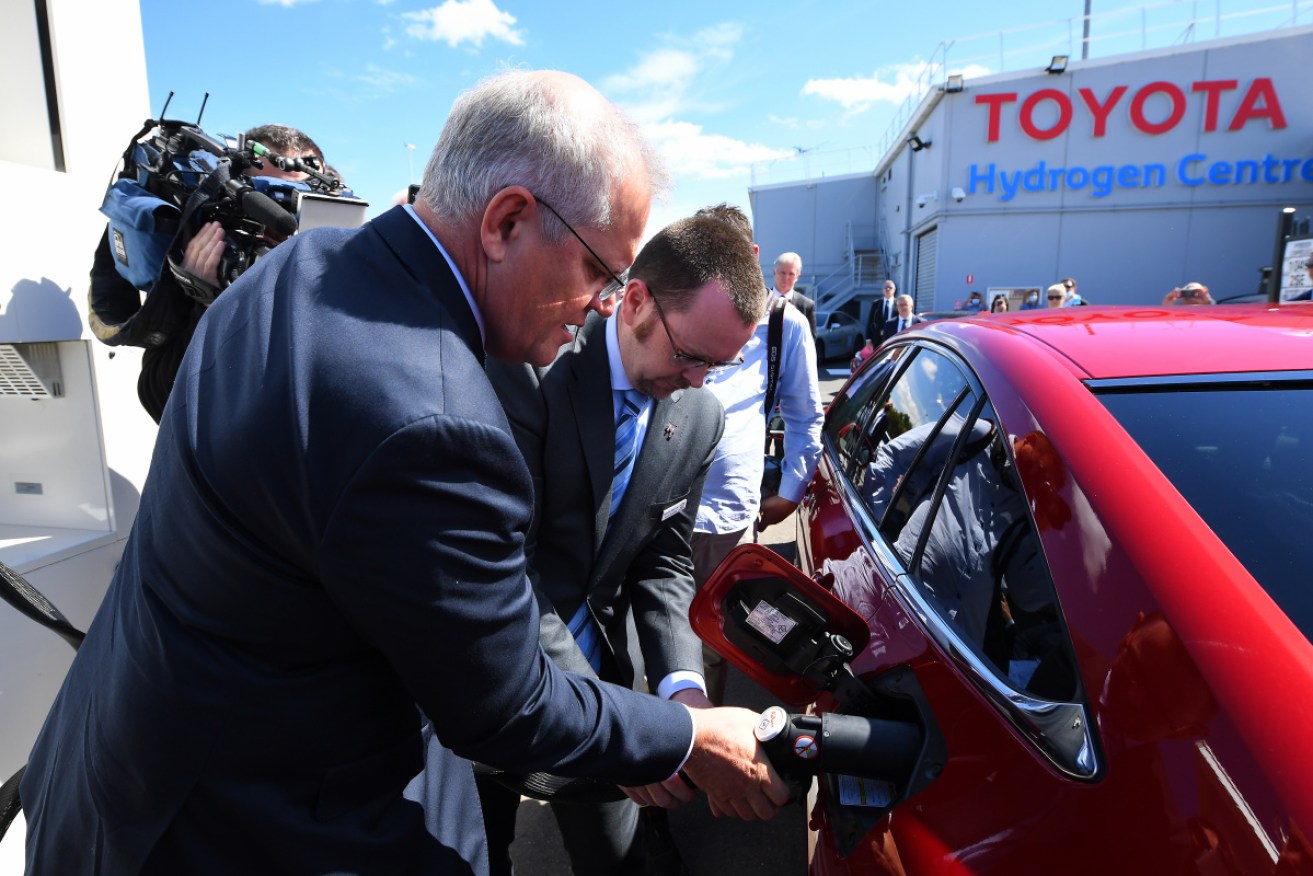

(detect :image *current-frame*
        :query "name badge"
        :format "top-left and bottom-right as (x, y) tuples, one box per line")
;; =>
(661, 499), (687, 521)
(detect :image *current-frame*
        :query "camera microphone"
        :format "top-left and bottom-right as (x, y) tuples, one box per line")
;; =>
(225, 179), (298, 237)
(244, 189), (299, 237)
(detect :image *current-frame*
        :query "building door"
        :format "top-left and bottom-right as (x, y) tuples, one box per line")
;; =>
(913, 226), (938, 311)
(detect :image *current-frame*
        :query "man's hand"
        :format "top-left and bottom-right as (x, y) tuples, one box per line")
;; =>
(684, 706), (789, 819)
(670, 688), (713, 710)
(621, 706), (789, 819)
(180, 221), (226, 290)
(757, 495), (799, 530)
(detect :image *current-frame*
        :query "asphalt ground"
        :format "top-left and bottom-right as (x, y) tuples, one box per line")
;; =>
(508, 363), (851, 876)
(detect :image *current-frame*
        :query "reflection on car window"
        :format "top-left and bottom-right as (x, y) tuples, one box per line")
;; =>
(827, 347), (906, 477)
(838, 345), (1080, 702)
(851, 348), (969, 523)
(900, 401), (1078, 700)
(1098, 383), (1313, 643)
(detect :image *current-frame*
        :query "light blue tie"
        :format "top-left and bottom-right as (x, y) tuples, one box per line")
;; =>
(609, 388), (646, 520)
(564, 388), (647, 675)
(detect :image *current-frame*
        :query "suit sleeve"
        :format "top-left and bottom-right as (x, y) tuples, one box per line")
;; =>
(317, 413), (691, 785)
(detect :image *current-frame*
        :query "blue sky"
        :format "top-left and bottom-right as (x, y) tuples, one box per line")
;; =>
(137, 0), (1305, 236)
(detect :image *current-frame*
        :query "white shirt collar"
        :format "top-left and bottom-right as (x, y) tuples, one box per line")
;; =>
(604, 313), (633, 393)
(403, 204), (486, 345)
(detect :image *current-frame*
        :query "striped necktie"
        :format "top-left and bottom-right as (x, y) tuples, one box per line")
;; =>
(565, 388), (646, 675)
(610, 388), (646, 520)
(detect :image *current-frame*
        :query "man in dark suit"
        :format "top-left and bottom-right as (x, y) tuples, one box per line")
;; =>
(480, 215), (765, 875)
(884, 293), (925, 337)
(868, 279), (899, 343)
(21, 70), (785, 876)
(772, 251), (816, 339)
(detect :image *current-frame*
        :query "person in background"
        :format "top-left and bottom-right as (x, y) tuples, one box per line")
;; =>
(1163, 281), (1215, 305)
(868, 279), (899, 341)
(964, 290), (985, 311)
(1019, 289), (1041, 309)
(852, 336), (877, 373)
(1061, 276), (1086, 306)
(87, 123), (329, 422)
(990, 295), (1010, 313)
(884, 294), (925, 335)
(772, 251), (817, 339)
(1046, 283), (1067, 308)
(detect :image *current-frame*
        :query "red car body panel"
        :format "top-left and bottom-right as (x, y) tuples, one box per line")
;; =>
(786, 306), (1313, 874)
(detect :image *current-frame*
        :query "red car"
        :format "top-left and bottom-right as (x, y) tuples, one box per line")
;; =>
(695, 304), (1313, 875)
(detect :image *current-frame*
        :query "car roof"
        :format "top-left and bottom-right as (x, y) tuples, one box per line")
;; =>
(919, 304), (1313, 380)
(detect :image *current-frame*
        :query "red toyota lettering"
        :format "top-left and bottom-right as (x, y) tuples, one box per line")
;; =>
(1019, 89), (1072, 140)
(975, 92), (1018, 142)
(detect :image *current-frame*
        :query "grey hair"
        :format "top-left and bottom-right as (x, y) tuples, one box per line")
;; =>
(774, 251), (802, 271)
(418, 70), (668, 243)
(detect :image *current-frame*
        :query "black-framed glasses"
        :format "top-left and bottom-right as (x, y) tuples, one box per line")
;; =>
(534, 196), (628, 301)
(648, 288), (743, 372)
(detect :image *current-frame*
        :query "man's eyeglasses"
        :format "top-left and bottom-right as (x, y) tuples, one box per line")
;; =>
(1047, 295), (1064, 301)
(648, 289), (743, 372)
(534, 196), (628, 301)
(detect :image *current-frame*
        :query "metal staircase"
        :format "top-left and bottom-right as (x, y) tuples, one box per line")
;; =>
(810, 221), (888, 314)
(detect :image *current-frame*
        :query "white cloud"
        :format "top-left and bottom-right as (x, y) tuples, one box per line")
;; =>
(256, 0), (320, 6)
(355, 63), (421, 93)
(401, 0), (524, 48)
(644, 120), (792, 181)
(602, 22), (788, 184)
(604, 49), (701, 94)
(802, 62), (926, 112)
(803, 61), (993, 113)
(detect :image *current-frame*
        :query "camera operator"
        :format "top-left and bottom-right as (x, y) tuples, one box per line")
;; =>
(1162, 281), (1214, 306)
(88, 123), (328, 422)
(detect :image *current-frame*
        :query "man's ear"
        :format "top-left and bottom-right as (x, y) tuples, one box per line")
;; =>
(480, 186), (535, 263)
(618, 277), (649, 328)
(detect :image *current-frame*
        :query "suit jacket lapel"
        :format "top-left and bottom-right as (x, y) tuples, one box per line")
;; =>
(371, 205), (485, 364)
(566, 317), (616, 553)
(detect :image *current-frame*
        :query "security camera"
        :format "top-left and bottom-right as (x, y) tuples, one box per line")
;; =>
(951, 187), (966, 203)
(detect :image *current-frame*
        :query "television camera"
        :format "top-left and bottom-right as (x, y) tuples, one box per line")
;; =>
(102, 94), (366, 304)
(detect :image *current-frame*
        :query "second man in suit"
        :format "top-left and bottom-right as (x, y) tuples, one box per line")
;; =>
(482, 215), (767, 875)
(884, 293), (925, 336)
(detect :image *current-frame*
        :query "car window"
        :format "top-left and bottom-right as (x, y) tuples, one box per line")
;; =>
(897, 399), (1079, 701)
(1097, 382), (1313, 643)
(840, 345), (1080, 702)
(852, 347), (970, 524)
(826, 346), (908, 476)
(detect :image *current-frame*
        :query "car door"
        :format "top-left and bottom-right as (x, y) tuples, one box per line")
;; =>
(799, 341), (1125, 875)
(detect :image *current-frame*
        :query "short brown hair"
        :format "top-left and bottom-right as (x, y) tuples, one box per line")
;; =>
(630, 216), (765, 326)
(694, 202), (753, 243)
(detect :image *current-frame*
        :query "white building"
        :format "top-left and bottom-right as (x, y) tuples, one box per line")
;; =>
(750, 23), (1313, 321)
(1, 0), (154, 796)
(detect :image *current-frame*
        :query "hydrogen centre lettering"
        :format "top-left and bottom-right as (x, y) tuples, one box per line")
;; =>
(957, 77), (1309, 202)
